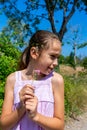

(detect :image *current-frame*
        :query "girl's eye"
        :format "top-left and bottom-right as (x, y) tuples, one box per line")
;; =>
(50, 55), (56, 59)
(50, 55), (60, 60)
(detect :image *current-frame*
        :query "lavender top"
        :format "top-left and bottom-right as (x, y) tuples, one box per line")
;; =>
(12, 71), (54, 130)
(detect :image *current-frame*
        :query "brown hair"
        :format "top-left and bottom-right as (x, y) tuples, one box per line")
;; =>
(18, 30), (60, 70)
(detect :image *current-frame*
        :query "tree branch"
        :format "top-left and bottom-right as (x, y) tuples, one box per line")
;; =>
(45, 0), (57, 34)
(59, 0), (78, 41)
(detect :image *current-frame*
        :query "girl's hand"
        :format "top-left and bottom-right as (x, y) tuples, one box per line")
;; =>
(25, 95), (38, 119)
(19, 84), (34, 106)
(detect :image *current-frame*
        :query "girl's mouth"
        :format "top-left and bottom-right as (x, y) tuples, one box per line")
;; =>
(47, 68), (53, 74)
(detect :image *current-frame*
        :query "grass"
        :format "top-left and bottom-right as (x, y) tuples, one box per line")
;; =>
(63, 68), (87, 120)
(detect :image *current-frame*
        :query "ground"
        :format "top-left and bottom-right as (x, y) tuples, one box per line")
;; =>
(65, 111), (87, 130)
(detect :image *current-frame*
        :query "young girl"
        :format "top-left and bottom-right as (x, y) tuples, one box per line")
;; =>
(0, 30), (64, 130)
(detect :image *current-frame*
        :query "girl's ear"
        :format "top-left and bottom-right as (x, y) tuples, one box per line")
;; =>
(30, 47), (39, 59)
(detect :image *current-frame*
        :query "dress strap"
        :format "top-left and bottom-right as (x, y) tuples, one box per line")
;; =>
(15, 71), (22, 81)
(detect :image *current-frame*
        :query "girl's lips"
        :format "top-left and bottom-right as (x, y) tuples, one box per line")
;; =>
(48, 66), (54, 71)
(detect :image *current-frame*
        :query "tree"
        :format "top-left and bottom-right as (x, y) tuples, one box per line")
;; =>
(63, 25), (82, 68)
(0, 0), (87, 45)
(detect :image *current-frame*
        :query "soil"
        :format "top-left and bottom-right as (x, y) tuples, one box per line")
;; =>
(64, 112), (87, 130)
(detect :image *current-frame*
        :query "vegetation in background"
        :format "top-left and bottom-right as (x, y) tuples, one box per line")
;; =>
(59, 54), (87, 69)
(64, 73), (87, 119)
(0, 36), (21, 113)
(55, 64), (87, 120)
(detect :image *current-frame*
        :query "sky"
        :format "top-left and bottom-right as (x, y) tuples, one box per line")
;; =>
(62, 10), (87, 58)
(0, 3), (87, 58)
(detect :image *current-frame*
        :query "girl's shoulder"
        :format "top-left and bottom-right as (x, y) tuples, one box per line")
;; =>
(4, 71), (18, 91)
(6, 71), (19, 85)
(52, 71), (64, 89)
(52, 71), (64, 82)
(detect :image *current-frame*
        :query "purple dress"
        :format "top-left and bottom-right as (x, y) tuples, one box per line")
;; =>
(12, 71), (54, 130)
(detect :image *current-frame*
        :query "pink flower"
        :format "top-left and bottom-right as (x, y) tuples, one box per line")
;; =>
(32, 70), (40, 80)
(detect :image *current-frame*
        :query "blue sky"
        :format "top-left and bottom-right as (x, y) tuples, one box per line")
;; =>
(62, 10), (87, 58)
(0, 6), (87, 58)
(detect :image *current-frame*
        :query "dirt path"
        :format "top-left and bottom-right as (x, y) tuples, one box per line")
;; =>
(64, 112), (87, 130)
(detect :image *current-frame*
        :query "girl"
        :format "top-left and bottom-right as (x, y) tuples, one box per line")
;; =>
(0, 30), (64, 130)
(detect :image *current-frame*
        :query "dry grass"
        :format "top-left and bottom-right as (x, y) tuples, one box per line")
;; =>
(60, 65), (75, 75)
(60, 65), (86, 76)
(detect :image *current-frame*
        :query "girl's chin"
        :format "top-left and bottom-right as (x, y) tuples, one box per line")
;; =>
(45, 70), (53, 75)
(40, 69), (53, 76)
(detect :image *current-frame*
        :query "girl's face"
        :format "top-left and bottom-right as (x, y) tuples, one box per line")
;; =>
(36, 40), (61, 75)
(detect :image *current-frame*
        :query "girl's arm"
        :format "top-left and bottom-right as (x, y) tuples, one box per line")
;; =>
(0, 73), (25, 130)
(32, 73), (64, 130)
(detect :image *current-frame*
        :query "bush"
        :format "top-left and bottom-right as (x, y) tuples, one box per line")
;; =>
(0, 43), (21, 113)
(0, 55), (18, 113)
(64, 75), (87, 118)
(0, 55), (18, 81)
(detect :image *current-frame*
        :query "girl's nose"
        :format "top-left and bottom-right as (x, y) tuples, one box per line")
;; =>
(53, 58), (58, 67)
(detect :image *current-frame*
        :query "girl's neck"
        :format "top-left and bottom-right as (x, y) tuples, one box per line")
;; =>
(22, 68), (46, 80)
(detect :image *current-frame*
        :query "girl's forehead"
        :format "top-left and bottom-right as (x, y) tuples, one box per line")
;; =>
(41, 40), (61, 55)
(48, 39), (61, 50)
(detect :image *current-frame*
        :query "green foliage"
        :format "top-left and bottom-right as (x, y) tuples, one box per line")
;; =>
(59, 54), (87, 69)
(0, 36), (21, 81)
(63, 53), (75, 68)
(59, 55), (65, 64)
(0, 32), (21, 59)
(81, 57), (87, 69)
(0, 36), (21, 114)
(0, 81), (5, 114)
(0, 55), (18, 80)
(0, 44), (20, 59)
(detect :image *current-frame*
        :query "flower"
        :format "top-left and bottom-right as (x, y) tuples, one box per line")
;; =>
(32, 69), (40, 80)
(31, 70), (40, 89)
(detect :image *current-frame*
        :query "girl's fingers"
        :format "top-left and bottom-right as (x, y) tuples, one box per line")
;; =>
(25, 84), (35, 93)
(25, 96), (38, 119)
(19, 85), (35, 105)
(25, 96), (38, 109)
(26, 84), (35, 91)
